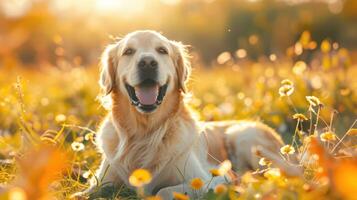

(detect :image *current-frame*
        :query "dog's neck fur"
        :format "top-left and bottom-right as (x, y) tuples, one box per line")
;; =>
(109, 88), (197, 173)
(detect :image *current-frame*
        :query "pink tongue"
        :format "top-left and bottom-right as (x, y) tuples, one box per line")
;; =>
(135, 85), (159, 105)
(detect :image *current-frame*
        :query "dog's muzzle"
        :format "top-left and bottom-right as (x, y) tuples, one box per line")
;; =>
(125, 56), (168, 113)
(125, 80), (168, 113)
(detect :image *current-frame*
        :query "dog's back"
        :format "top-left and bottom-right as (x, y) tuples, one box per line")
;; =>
(201, 120), (302, 176)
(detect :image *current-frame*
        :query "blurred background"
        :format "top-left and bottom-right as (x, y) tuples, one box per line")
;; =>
(1, 0), (356, 68)
(0, 0), (356, 140)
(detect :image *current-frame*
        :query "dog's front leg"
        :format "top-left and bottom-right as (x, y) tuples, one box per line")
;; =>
(88, 158), (122, 192)
(156, 184), (186, 200)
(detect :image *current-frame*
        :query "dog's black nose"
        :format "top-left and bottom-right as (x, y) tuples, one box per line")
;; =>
(138, 56), (158, 82)
(138, 56), (158, 70)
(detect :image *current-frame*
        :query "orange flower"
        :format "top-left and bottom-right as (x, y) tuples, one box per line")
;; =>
(333, 160), (357, 200)
(214, 184), (227, 194)
(145, 196), (163, 200)
(190, 178), (204, 190)
(173, 192), (189, 200)
(16, 145), (69, 199)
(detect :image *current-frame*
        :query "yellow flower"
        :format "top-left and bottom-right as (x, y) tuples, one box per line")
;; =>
(300, 31), (311, 48)
(55, 114), (66, 123)
(293, 113), (308, 121)
(279, 85), (294, 97)
(214, 184), (227, 194)
(281, 79), (293, 86)
(84, 132), (95, 141)
(82, 170), (93, 179)
(280, 145), (295, 155)
(173, 192), (189, 200)
(129, 169), (152, 187)
(298, 131), (306, 137)
(210, 160), (232, 177)
(321, 39), (331, 53)
(264, 168), (281, 180)
(306, 96), (321, 107)
(190, 178), (204, 190)
(241, 172), (259, 184)
(209, 169), (220, 177)
(320, 131), (336, 142)
(303, 135), (315, 145)
(258, 157), (272, 167)
(71, 141), (85, 152)
(228, 186), (238, 200)
(217, 51), (231, 65)
(322, 55), (331, 70)
(293, 61), (307, 75)
(219, 160), (232, 174)
(145, 196), (163, 200)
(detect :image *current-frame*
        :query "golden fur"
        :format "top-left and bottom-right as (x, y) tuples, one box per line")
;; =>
(75, 30), (301, 199)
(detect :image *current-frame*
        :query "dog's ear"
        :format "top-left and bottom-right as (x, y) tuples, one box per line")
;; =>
(171, 41), (191, 93)
(99, 44), (118, 95)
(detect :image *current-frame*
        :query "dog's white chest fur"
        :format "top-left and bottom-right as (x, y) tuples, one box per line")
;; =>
(95, 115), (205, 192)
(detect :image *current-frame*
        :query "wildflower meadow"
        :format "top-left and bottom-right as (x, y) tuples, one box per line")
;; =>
(0, 0), (356, 200)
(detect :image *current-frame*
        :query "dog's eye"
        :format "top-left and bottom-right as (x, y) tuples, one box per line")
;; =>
(123, 48), (135, 56)
(157, 47), (168, 55)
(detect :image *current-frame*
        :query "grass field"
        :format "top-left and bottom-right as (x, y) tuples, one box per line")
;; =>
(0, 37), (356, 200)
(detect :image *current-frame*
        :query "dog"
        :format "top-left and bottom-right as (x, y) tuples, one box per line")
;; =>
(76, 30), (301, 199)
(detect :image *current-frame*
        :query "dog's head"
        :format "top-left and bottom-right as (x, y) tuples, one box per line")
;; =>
(100, 30), (190, 113)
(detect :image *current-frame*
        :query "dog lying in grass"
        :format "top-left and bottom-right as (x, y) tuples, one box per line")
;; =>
(75, 30), (301, 199)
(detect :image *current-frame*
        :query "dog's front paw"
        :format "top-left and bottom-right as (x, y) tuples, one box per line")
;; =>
(70, 191), (89, 200)
(156, 188), (174, 200)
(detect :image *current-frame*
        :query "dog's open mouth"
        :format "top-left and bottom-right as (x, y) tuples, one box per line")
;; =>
(125, 80), (168, 113)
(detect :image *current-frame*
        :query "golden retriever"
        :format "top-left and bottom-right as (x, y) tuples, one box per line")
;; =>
(76, 30), (301, 199)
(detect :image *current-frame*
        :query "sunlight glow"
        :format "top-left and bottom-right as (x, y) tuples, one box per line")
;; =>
(95, 0), (121, 12)
(1, 0), (31, 18)
(94, 0), (147, 15)
(160, 0), (181, 6)
(50, 0), (148, 16)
